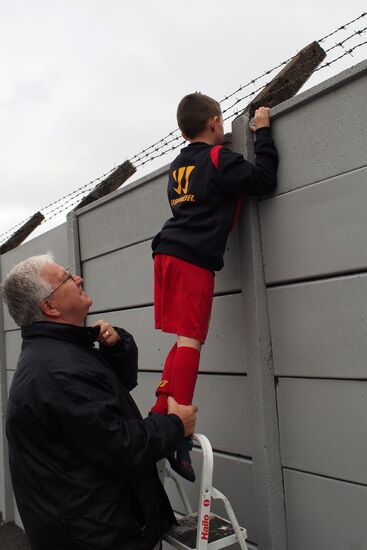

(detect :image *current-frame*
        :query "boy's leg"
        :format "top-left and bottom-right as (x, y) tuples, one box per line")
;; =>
(170, 336), (201, 404)
(168, 336), (201, 482)
(153, 255), (214, 480)
(150, 343), (177, 415)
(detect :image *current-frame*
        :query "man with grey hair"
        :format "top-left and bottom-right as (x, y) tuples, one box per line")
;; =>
(2, 254), (197, 550)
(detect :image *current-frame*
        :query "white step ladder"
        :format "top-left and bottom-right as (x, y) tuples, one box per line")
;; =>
(161, 433), (249, 550)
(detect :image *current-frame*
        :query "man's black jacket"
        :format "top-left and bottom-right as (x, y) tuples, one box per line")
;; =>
(6, 322), (183, 550)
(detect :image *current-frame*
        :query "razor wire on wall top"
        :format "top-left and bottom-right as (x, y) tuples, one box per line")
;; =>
(0, 11), (366, 247)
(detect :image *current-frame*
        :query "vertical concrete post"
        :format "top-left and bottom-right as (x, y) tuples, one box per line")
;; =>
(0, 260), (14, 522)
(67, 211), (82, 277)
(231, 114), (287, 550)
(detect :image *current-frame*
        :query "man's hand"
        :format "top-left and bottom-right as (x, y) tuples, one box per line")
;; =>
(250, 106), (271, 132)
(91, 320), (121, 347)
(167, 396), (198, 437)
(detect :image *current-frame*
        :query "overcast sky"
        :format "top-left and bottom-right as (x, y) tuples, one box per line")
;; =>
(1, 1), (366, 240)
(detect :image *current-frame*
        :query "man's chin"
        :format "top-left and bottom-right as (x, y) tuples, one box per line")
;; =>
(81, 291), (93, 305)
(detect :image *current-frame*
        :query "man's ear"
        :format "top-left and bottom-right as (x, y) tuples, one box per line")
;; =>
(39, 299), (61, 319)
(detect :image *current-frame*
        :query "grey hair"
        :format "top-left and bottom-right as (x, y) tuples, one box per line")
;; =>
(1, 254), (55, 327)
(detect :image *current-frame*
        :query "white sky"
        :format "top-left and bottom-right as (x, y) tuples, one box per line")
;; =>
(1, 1), (366, 240)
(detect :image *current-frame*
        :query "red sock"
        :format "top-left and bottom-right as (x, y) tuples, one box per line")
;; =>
(151, 344), (177, 415)
(170, 346), (200, 405)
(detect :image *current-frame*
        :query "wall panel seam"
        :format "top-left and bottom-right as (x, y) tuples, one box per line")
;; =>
(277, 375), (367, 382)
(266, 266), (367, 289)
(81, 236), (154, 263)
(282, 466), (367, 489)
(261, 162), (367, 201)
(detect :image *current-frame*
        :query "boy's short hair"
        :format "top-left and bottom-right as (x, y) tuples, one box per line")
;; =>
(177, 93), (221, 139)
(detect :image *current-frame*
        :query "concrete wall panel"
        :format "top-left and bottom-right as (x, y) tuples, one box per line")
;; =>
(277, 378), (367, 484)
(284, 468), (367, 550)
(6, 371), (14, 398)
(78, 167), (170, 261)
(84, 236), (241, 314)
(4, 331), (21, 373)
(268, 274), (367, 378)
(270, 64), (367, 195)
(260, 167), (367, 284)
(84, 240), (154, 311)
(88, 293), (246, 374)
(1, 224), (68, 276)
(131, 372), (251, 456)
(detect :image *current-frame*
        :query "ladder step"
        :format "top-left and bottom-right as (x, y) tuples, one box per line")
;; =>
(164, 512), (247, 549)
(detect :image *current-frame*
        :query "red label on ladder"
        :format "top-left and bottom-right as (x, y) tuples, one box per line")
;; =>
(201, 514), (210, 540)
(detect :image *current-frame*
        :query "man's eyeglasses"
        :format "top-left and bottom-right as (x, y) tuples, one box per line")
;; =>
(42, 269), (77, 301)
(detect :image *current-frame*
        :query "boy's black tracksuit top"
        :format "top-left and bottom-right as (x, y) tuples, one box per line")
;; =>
(152, 127), (278, 272)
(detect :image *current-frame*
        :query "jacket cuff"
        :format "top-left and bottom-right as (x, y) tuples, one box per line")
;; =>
(167, 414), (185, 437)
(255, 126), (272, 138)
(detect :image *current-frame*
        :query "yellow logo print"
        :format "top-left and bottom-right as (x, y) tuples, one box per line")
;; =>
(172, 165), (195, 195)
(158, 380), (169, 389)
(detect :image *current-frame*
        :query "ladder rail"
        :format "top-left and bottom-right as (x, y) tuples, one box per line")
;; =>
(163, 433), (249, 550)
(211, 487), (248, 550)
(193, 434), (214, 550)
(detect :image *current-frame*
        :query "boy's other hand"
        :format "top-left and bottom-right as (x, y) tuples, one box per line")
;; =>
(250, 106), (271, 132)
(167, 396), (198, 437)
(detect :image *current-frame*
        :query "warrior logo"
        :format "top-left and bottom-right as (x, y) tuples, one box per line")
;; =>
(172, 166), (195, 195)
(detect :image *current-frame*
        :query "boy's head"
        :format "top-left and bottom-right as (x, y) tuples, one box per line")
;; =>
(177, 93), (224, 144)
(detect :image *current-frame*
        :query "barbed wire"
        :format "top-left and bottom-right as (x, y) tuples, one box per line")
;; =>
(1, 12), (366, 246)
(0, 216), (34, 243)
(132, 12), (366, 166)
(130, 58), (293, 166)
(318, 11), (366, 43)
(131, 16), (367, 163)
(222, 32), (367, 121)
(317, 38), (367, 70)
(129, 130), (181, 164)
(325, 26), (367, 54)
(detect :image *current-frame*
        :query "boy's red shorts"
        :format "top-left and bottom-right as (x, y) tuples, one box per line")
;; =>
(154, 254), (214, 343)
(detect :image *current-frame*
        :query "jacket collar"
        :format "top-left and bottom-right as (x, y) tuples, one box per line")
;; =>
(184, 141), (211, 151)
(21, 321), (100, 348)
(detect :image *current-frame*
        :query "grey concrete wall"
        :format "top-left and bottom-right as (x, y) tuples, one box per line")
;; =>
(0, 59), (367, 550)
(261, 59), (367, 550)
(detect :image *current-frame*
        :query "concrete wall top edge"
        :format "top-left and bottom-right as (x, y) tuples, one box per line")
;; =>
(271, 58), (367, 120)
(75, 162), (171, 218)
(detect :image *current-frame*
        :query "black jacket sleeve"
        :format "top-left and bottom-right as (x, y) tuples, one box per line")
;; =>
(99, 327), (138, 391)
(43, 366), (183, 475)
(216, 127), (278, 196)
